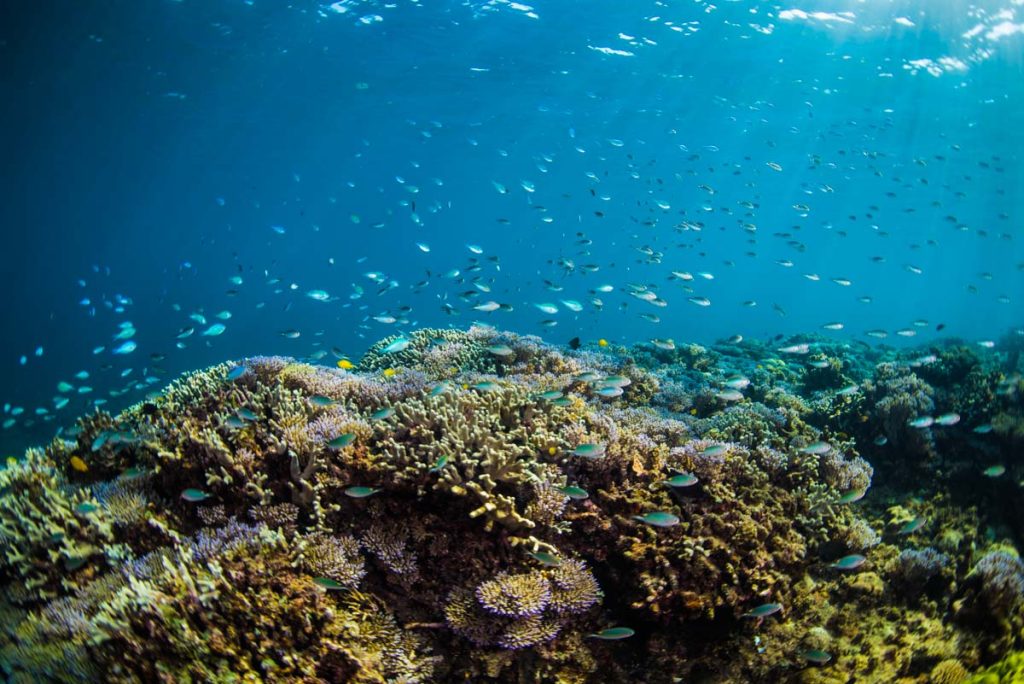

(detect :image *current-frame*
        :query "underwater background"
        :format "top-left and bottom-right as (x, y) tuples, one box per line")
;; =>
(2, 0), (1024, 682)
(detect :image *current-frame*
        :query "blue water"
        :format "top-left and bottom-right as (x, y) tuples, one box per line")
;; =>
(2, 0), (1022, 456)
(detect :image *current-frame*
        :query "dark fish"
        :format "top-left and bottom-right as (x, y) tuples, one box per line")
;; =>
(568, 337), (581, 350)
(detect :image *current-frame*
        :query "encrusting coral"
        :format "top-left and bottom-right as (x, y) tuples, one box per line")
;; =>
(0, 325), (1021, 682)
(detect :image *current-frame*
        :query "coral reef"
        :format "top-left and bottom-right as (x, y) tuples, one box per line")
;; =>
(1, 326), (1022, 682)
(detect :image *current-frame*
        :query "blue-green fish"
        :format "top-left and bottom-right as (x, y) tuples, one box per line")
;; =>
(983, 465), (1006, 478)
(898, 517), (926, 535)
(573, 443), (606, 458)
(91, 431), (112, 451)
(428, 381), (451, 397)
(112, 341), (137, 355)
(180, 488), (210, 502)
(312, 577), (345, 590)
(741, 603), (782, 619)
(120, 466), (147, 480)
(587, 627), (635, 640)
(329, 433), (357, 449)
(534, 302), (559, 315)
(429, 454), (449, 472)
(64, 555), (88, 571)
(800, 441), (832, 455)
(486, 344), (515, 357)
(573, 371), (603, 382)
(665, 473), (698, 488)
(633, 511), (680, 528)
(306, 289), (330, 302)
(831, 554), (866, 570)
(559, 485), (589, 500)
(701, 444), (728, 457)
(382, 337), (410, 353)
(723, 375), (750, 390)
(371, 407), (395, 421)
(201, 323), (226, 337)
(344, 486), (380, 498)
(528, 551), (562, 567)
(310, 395), (337, 407)
(539, 390), (564, 401)
(798, 649), (832, 664)
(237, 407), (258, 421)
(226, 365), (247, 381)
(836, 488), (866, 504)
(74, 502), (99, 515)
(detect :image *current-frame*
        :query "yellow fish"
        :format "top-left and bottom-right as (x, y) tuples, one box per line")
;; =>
(382, 368), (396, 378)
(598, 338), (608, 347)
(70, 456), (89, 473)
(336, 359), (354, 370)
(548, 446), (557, 456)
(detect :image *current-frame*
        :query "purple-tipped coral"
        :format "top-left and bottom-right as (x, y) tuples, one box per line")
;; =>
(445, 561), (601, 650)
(547, 559), (603, 614)
(891, 547), (950, 593)
(477, 571), (551, 617)
(293, 532), (366, 588)
(972, 551), (1024, 615)
(869, 362), (936, 457)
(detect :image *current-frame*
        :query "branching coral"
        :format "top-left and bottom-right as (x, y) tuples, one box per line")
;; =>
(2, 326), (1021, 682)
(0, 448), (114, 603)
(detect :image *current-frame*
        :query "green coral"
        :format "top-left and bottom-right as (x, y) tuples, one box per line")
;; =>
(966, 651), (1024, 683)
